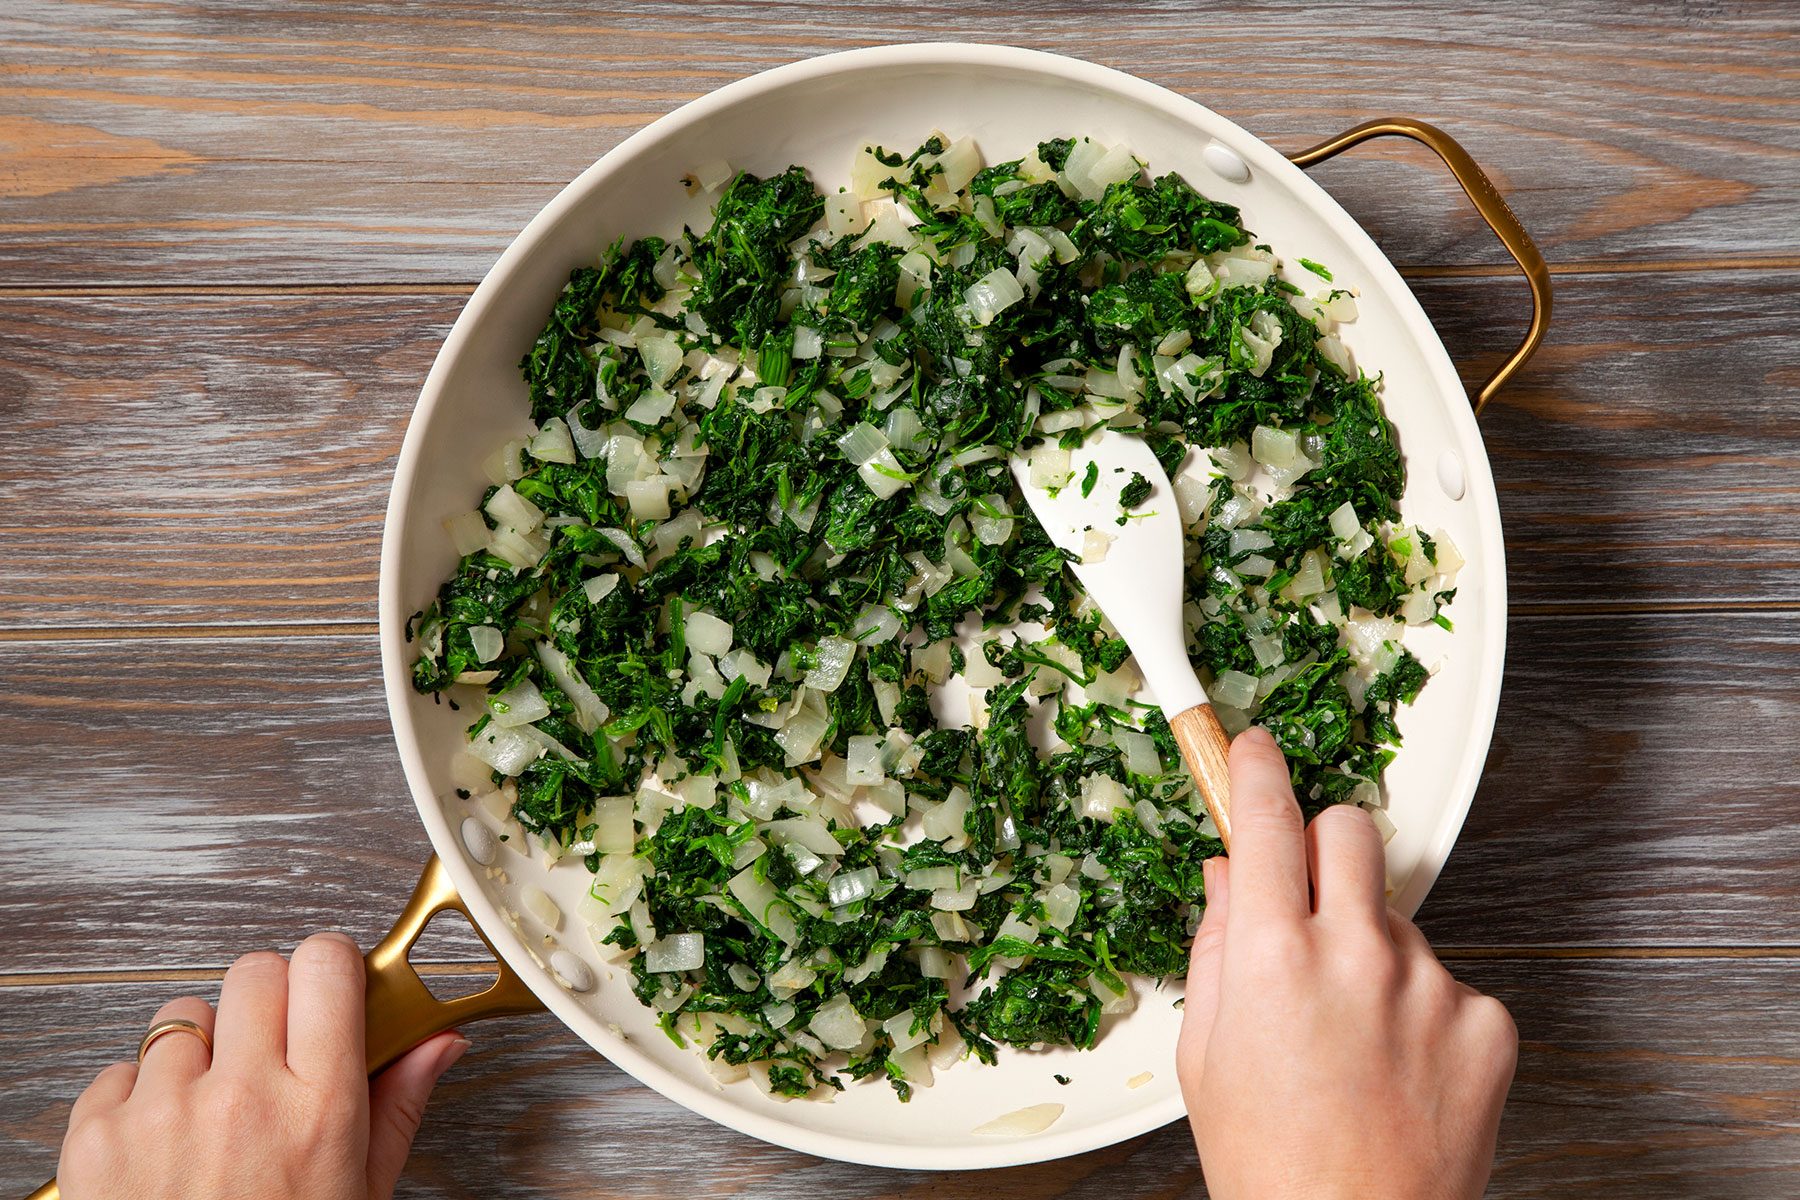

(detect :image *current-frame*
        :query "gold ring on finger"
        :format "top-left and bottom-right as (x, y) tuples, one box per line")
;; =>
(138, 1017), (213, 1063)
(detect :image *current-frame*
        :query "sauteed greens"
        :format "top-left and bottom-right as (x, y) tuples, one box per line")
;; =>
(410, 134), (1461, 1099)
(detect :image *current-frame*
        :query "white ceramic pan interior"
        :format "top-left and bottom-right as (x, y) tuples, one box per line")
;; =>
(379, 43), (1508, 1170)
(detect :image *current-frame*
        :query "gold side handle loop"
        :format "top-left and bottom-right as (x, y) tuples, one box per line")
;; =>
(364, 853), (545, 1073)
(1288, 117), (1552, 414)
(25, 856), (544, 1200)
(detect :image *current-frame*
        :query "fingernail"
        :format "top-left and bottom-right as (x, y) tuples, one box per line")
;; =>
(437, 1035), (471, 1076)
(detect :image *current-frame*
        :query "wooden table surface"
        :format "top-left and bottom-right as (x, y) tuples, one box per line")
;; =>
(3, 2), (1798, 1196)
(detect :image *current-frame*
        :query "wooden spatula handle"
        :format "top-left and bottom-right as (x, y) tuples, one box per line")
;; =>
(1170, 703), (1234, 849)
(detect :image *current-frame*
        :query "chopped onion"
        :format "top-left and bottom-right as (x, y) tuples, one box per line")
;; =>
(858, 447), (914, 499)
(1115, 728), (1162, 777)
(444, 510), (491, 555)
(591, 796), (634, 855)
(1027, 443), (1072, 489)
(637, 335), (683, 388)
(528, 417), (578, 464)
(1079, 773), (1127, 821)
(1230, 528), (1275, 556)
(836, 421), (890, 466)
(973, 1103), (1064, 1137)
(1210, 668), (1258, 710)
(808, 993), (867, 1051)
(804, 636), (856, 693)
(828, 865), (879, 908)
(1041, 882), (1080, 930)
(482, 438), (527, 485)
(852, 602), (904, 646)
(846, 734), (885, 787)
(623, 385), (677, 425)
(487, 679), (550, 728)
(468, 723), (541, 775)
(684, 610), (734, 657)
(582, 573), (620, 605)
(645, 932), (704, 974)
(1082, 528), (1113, 563)
(1251, 425), (1301, 470)
(484, 484), (543, 534)
(467, 624), (504, 664)
(536, 642), (607, 733)
(971, 494), (1013, 545)
(520, 885), (562, 931)
(964, 268), (1025, 326)
(729, 866), (801, 946)
(625, 477), (672, 521)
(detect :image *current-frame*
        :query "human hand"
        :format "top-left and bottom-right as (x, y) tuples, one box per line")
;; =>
(58, 932), (466, 1200)
(1178, 727), (1517, 1200)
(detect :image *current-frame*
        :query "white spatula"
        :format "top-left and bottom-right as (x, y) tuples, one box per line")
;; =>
(1012, 432), (1235, 847)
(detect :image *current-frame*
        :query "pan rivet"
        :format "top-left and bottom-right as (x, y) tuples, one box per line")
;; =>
(1436, 450), (1466, 500)
(551, 949), (596, 993)
(461, 816), (499, 865)
(1203, 142), (1251, 185)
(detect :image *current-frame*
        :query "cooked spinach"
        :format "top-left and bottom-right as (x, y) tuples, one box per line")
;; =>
(409, 132), (1461, 1102)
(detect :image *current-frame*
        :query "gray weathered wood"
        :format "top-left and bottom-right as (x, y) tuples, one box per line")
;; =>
(7, 959), (1800, 1199)
(1, 615), (1796, 976)
(3, 270), (1797, 630)
(0, 1), (1796, 285)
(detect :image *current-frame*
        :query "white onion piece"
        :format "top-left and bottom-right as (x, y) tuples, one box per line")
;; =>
(520, 885), (562, 931)
(591, 797), (634, 855)
(809, 994), (867, 1051)
(1210, 669), (1258, 710)
(645, 932), (704, 974)
(837, 421), (890, 466)
(973, 1103), (1064, 1137)
(482, 438), (527, 485)
(487, 679), (550, 728)
(684, 610), (734, 657)
(625, 477), (672, 521)
(971, 494), (1013, 546)
(964, 268), (1025, 326)
(528, 417), (577, 464)
(858, 448), (913, 499)
(1229, 528), (1274, 556)
(468, 723), (541, 775)
(729, 866), (801, 946)
(637, 336), (683, 387)
(1079, 773), (1127, 821)
(484, 484), (543, 534)
(828, 866), (879, 908)
(1115, 728), (1162, 777)
(846, 734), (885, 787)
(1041, 882), (1080, 930)
(582, 574), (620, 605)
(444, 510), (491, 556)
(1251, 425), (1300, 470)
(1081, 528), (1113, 564)
(536, 642), (607, 733)
(765, 816), (841, 857)
(468, 625), (503, 664)
(852, 602), (904, 646)
(623, 384), (677, 425)
(804, 636), (856, 692)
(1028, 443), (1072, 488)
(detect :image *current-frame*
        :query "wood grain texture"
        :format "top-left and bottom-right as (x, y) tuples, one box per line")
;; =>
(1, 613), (1796, 976)
(4, 269), (1797, 629)
(7, 959), (1800, 1199)
(1169, 704), (1234, 847)
(1, 1), (1796, 285)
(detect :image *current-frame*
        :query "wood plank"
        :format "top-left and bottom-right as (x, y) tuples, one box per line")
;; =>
(2, 270), (1797, 629)
(0, 614), (1795, 976)
(1, 2), (1796, 284)
(5, 959), (1799, 1198)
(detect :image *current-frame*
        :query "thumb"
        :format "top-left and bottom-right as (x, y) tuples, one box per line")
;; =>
(365, 1031), (468, 1199)
(1178, 857), (1231, 1082)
